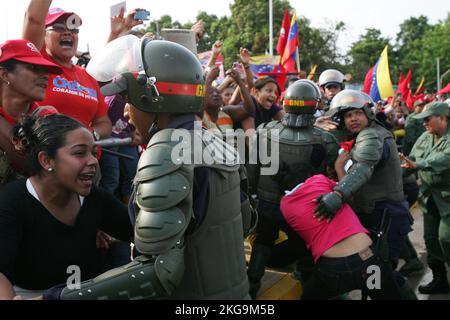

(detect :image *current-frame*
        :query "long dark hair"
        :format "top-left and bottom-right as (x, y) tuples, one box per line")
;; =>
(12, 114), (85, 175)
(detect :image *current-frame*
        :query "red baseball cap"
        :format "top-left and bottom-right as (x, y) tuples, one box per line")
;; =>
(45, 8), (82, 28)
(0, 40), (62, 74)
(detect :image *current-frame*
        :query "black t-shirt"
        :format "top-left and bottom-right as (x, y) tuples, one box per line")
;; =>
(251, 96), (283, 128)
(0, 179), (133, 290)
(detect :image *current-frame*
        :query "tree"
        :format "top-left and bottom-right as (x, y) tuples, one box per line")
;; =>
(348, 28), (392, 83)
(395, 16), (431, 87)
(222, 0), (292, 67)
(418, 13), (450, 91)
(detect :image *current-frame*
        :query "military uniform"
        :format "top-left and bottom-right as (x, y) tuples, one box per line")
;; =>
(403, 111), (425, 155)
(53, 39), (252, 300)
(408, 123), (450, 281)
(247, 80), (338, 299)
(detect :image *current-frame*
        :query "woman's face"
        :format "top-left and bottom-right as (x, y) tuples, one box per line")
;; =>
(255, 82), (278, 110)
(221, 87), (234, 106)
(44, 22), (79, 62)
(7, 63), (50, 101)
(50, 128), (98, 196)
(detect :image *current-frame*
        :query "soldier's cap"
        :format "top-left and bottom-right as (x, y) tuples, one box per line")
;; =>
(414, 102), (450, 120)
(413, 100), (426, 107)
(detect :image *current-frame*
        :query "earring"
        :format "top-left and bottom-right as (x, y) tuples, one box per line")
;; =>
(48, 167), (54, 172)
(6, 81), (10, 86)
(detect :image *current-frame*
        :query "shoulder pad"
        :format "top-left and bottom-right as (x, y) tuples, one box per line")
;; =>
(353, 127), (383, 164)
(268, 125), (323, 146)
(316, 128), (338, 144)
(258, 120), (280, 131)
(136, 171), (191, 212)
(135, 206), (189, 255)
(135, 128), (184, 182)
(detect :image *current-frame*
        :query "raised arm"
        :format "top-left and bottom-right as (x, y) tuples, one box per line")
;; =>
(22, 0), (52, 50)
(222, 69), (255, 122)
(107, 7), (144, 43)
(239, 48), (254, 90)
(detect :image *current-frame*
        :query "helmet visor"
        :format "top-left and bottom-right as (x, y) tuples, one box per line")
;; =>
(86, 35), (145, 82)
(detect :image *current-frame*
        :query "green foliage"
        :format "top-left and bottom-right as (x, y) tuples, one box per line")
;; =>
(140, 1), (450, 93)
(347, 29), (392, 83)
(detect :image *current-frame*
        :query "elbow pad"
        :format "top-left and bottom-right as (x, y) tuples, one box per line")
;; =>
(334, 162), (374, 200)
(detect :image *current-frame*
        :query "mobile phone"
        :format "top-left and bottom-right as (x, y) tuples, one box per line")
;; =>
(134, 10), (150, 21)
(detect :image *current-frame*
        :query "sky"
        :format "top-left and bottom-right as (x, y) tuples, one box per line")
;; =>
(1, 0), (449, 56)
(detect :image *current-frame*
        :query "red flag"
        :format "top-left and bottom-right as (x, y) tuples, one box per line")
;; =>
(280, 15), (299, 73)
(363, 66), (375, 95)
(276, 9), (290, 56)
(398, 69), (412, 105)
(398, 72), (404, 86)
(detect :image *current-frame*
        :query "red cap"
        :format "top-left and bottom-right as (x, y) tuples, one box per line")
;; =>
(0, 40), (62, 74)
(45, 8), (82, 28)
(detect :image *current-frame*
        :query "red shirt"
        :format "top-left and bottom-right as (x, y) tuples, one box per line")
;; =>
(38, 50), (108, 128)
(0, 103), (39, 125)
(280, 174), (368, 262)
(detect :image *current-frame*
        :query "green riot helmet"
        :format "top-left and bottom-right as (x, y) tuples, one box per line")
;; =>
(326, 89), (375, 122)
(87, 36), (205, 113)
(282, 79), (321, 114)
(318, 69), (345, 89)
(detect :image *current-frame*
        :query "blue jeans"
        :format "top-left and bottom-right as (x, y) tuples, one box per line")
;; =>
(99, 146), (139, 197)
(302, 247), (402, 300)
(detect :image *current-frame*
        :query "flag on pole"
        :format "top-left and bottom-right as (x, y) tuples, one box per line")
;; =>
(276, 9), (290, 57)
(280, 14), (299, 73)
(415, 76), (425, 95)
(363, 45), (394, 101)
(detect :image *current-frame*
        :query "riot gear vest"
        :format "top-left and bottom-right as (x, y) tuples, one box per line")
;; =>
(348, 123), (404, 215)
(256, 121), (329, 203)
(135, 128), (249, 299)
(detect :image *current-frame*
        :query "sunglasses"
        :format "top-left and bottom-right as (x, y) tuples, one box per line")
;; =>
(46, 23), (79, 34)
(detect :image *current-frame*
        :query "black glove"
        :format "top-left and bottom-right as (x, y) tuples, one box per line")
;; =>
(314, 191), (343, 222)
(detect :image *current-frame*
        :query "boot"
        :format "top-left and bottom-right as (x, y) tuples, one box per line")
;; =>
(247, 243), (272, 299)
(399, 281), (418, 300)
(418, 266), (450, 294)
(399, 257), (425, 277)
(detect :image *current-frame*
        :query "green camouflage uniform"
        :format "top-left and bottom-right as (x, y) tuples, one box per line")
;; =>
(408, 126), (450, 270)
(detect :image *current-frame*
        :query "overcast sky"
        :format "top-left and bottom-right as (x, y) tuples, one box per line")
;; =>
(1, 0), (449, 56)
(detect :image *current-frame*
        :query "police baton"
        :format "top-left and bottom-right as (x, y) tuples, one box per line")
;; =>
(96, 138), (135, 160)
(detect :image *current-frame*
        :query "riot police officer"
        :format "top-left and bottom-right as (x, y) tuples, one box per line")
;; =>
(50, 36), (251, 300)
(247, 80), (338, 299)
(314, 89), (417, 299)
(318, 69), (346, 106)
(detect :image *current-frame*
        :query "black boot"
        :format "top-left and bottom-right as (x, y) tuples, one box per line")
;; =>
(399, 257), (425, 277)
(399, 281), (418, 300)
(418, 266), (450, 294)
(247, 244), (272, 299)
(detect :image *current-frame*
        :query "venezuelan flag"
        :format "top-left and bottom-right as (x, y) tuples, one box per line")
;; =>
(363, 46), (394, 101)
(249, 55), (280, 75)
(280, 14), (299, 73)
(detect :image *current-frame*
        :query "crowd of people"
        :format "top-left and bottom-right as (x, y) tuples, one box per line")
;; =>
(0, 0), (449, 300)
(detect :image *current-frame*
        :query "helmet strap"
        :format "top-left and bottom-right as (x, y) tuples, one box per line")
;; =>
(148, 115), (161, 136)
